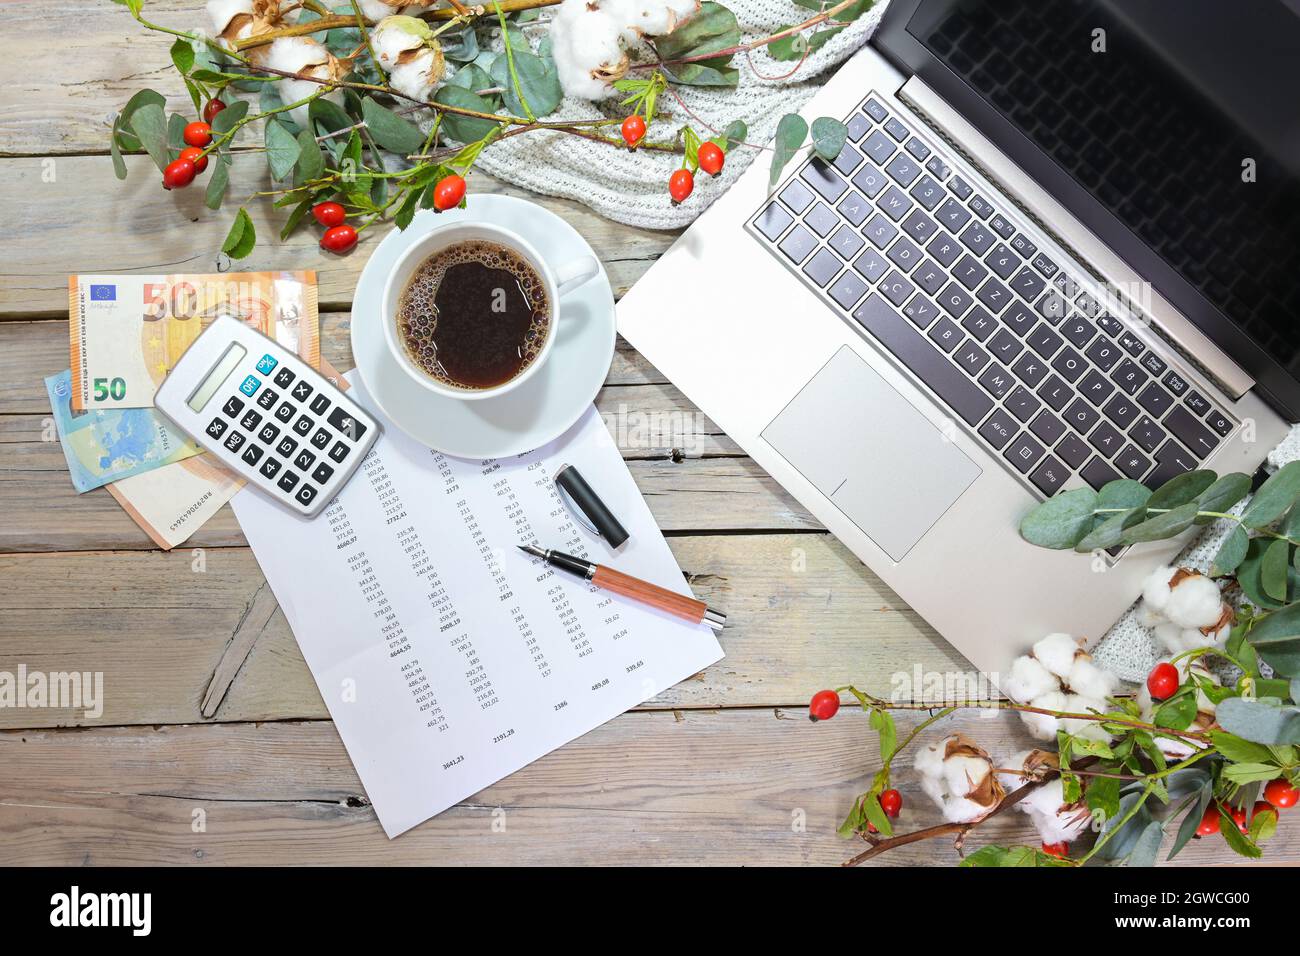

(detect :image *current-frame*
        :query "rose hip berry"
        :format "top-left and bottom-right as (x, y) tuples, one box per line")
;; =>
(1265, 778), (1298, 809)
(808, 690), (839, 722)
(432, 174), (466, 212)
(162, 158), (196, 190)
(1252, 800), (1279, 826)
(668, 168), (694, 203)
(183, 121), (212, 148)
(879, 789), (902, 817)
(320, 224), (358, 253)
(698, 141), (724, 176)
(311, 201), (346, 227)
(621, 114), (646, 148)
(178, 146), (207, 174)
(1146, 661), (1179, 701)
(1195, 805), (1221, 836)
(1230, 805), (1249, 833)
(1041, 841), (1069, 858)
(203, 99), (226, 124)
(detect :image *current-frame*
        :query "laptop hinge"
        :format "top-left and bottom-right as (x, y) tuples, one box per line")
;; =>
(895, 76), (1255, 402)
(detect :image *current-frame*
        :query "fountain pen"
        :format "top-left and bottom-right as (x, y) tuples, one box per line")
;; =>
(518, 544), (726, 631)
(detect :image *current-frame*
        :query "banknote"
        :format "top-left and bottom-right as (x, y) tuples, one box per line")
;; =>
(68, 271), (320, 411)
(44, 369), (202, 493)
(104, 355), (348, 550)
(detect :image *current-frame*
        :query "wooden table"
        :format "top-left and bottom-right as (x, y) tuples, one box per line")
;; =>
(0, 0), (1278, 866)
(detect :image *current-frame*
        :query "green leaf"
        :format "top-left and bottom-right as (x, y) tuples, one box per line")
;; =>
(1262, 537), (1292, 603)
(711, 120), (747, 152)
(1244, 601), (1300, 676)
(1154, 690), (1198, 730)
(263, 119), (301, 181)
(360, 97), (424, 154)
(433, 85), (501, 143)
(166, 113), (187, 161)
(1211, 731), (1276, 764)
(394, 186), (423, 230)
(1243, 461), (1300, 528)
(869, 708), (897, 763)
(1217, 697), (1300, 745)
(1119, 501), (1200, 545)
(170, 37), (196, 74)
(1167, 783), (1212, 861)
(661, 59), (739, 88)
(861, 793), (893, 837)
(653, 2), (740, 62)
(204, 154), (231, 210)
(294, 130), (324, 185)
(278, 197), (313, 241)
(114, 89), (166, 152)
(810, 117), (847, 161)
(1019, 487), (1098, 549)
(769, 113), (807, 187)
(1195, 472), (1252, 523)
(683, 126), (702, 171)
(1126, 820), (1165, 867)
(128, 102), (170, 173)
(308, 97), (351, 138)
(1218, 808), (1263, 858)
(1075, 507), (1144, 553)
(109, 116), (128, 179)
(1097, 478), (1151, 511)
(1250, 804), (1279, 842)
(1147, 469), (1216, 509)
(221, 208), (257, 260)
(1211, 524), (1249, 577)
(210, 99), (249, 137)
(1223, 762), (1287, 785)
(1085, 774), (1121, 821)
(770, 24), (845, 60)
(490, 51), (561, 118)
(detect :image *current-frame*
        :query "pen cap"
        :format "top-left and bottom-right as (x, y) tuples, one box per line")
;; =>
(554, 464), (629, 549)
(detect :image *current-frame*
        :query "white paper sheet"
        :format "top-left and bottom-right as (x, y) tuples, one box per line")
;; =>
(231, 374), (724, 837)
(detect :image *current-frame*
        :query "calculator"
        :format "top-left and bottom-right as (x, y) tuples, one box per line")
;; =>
(154, 315), (380, 518)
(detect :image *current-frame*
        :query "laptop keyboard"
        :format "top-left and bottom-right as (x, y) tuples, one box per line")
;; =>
(747, 92), (1237, 500)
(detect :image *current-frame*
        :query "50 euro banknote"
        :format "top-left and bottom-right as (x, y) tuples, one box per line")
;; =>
(68, 271), (320, 411)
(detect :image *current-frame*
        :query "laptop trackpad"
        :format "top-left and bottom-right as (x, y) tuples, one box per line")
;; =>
(761, 347), (982, 561)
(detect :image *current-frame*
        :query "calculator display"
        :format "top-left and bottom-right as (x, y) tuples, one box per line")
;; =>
(186, 343), (247, 412)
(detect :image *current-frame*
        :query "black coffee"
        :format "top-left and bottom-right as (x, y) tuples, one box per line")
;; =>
(396, 240), (550, 390)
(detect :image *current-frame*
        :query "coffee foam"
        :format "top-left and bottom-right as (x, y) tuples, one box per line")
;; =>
(396, 239), (551, 389)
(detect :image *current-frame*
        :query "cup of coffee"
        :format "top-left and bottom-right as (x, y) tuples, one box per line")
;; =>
(382, 221), (599, 400)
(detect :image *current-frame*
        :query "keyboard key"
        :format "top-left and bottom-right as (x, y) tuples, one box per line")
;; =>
(876, 185), (914, 221)
(1055, 432), (1091, 469)
(936, 198), (972, 233)
(886, 236), (922, 271)
(904, 137), (930, 161)
(1009, 234), (1037, 259)
(256, 388), (278, 410)
(853, 248), (889, 282)
(293, 448), (317, 471)
(886, 154), (923, 187)
(240, 409), (262, 431)
(1206, 410), (1233, 437)
(927, 317), (963, 353)
(909, 175), (945, 210)
(1038, 375), (1073, 411)
(274, 401), (295, 423)
(1165, 405), (1220, 458)
(802, 248), (843, 286)
(754, 202), (794, 240)
(1050, 347), (1086, 383)
(1110, 358), (1147, 395)
(310, 427), (333, 449)
(294, 484), (318, 507)
(879, 271), (915, 306)
(804, 202), (839, 237)
(884, 116), (910, 141)
(801, 159), (847, 201)
(1004, 433), (1045, 473)
(837, 192), (871, 226)
(1102, 394), (1138, 429)
(1078, 369), (1115, 406)
(1009, 266), (1046, 303)
(1026, 323), (1063, 359)
(846, 113), (871, 142)
(1035, 290), (1067, 322)
(241, 444), (263, 466)
(828, 270), (869, 310)
(954, 340), (990, 376)
(968, 194), (995, 219)
(239, 375), (260, 397)
(978, 363), (1015, 399)
(1130, 415), (1166, 453)
(1084, 337), (1122, 371)
(223, 430), (246, 453)
(1162, 370), (1190, 396)
(1074, 291), (1101, 317)
(833, 143), (863, 177)
(988, 329), (1023, 364)
(985, 243), (1021, 280)
(1117, 328), (1145, 357)
(903, 295), (941, 329)
(257, 423), (280, 445)
(926, 232), (963, 267)
(327, 408), (368, 441)
(948, 175), (973, 200)
(1080, 456), (1121, 491)
(1146, 440), (1197, 488)
(779, 224), (817, 263)
(779, 180), (816, 213)
(852, 162), (888, 198)
(829, 224), (865, 259)
(953, 254), (989, 291)
(1030, 411), (1066, 445)
(1011, 351), (1049, 387)
(849, 294), (994, 426)
(1063, 397), (1100, 433)
(275, 436), (298, 458)
(1088, 420), (1124, 456)
(863, 98), (888, 122)
(901, 209), (938, 243)
(1139, 351), (1167, 377)
(292, 414), (315, 436)
(1184, 391), (1211, 415)
(1030, 455), (1069, 495)
(960, 222), (996, 254)
(1032, 253), (1059, 278)
(1006, 386), (1041, 423)
(961, 306), (998, 342)
(1052, 273), (1080, 299)
(1002, 303), (1038, 335)
(1095, 312), (1125, 336)
(864, 213), (899, 249)
(1136, 382), (1173, 417)
(1060, 314), (1096, 348)
(1115, 444), (1152, 480)
(980, 410), (1018, 449)
(937, 282), (974, 318)
(925, 156), (952, 179)
(912, 259), (946, 296)
(988, 213), (1016, 240)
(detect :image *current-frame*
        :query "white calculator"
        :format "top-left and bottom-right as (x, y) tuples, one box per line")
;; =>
(155, 315), (380, 518)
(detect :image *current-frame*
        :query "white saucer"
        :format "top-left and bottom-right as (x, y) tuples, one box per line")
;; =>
(350, 195), (616, 458)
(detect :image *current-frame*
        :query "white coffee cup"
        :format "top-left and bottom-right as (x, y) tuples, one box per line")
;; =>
(382, 221), (599, 401)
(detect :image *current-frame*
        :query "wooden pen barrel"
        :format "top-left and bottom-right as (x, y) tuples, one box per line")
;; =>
(590, 565), (707, 624)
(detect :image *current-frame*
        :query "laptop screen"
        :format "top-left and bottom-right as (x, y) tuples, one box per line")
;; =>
(900, 0), (1300, 378)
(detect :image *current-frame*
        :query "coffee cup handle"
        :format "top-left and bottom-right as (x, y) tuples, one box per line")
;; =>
(555, 256), (600, 297)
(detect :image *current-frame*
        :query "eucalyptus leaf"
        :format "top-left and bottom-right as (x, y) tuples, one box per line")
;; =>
(653, 2), (740, 61)
(204, 154), (231, 210)
(210, 99), (249, 137)
(278, 197), (312, 241)
(810, 117), (847, 161)
(1075, 507), (1143, 553)
(1097, 478), (1151, 511)
(1126, 820), (1165, 868)
(128, 103), (170, 172)
(490, 51), (561, 118)
(769, 113), (807, 187)
(170, 37), (195, 74)
(1211, 523), (1249, 576)
(114, 89), (166, 152)
(1195, 472), (1252, 523)
(770, 25), (845, 60)
(166, 113), (187, 160)
(1262, 536), (1291, 603)
(221, 207), (257, 260)
(1216, 696), (1300, 745)
(294, 130), (324, 185)
(434, 85), (502, 143)
(1167, 782), (1212, 861)
(1020, 487), (1097, 549)
(308, 98), (351, 138)
(264, 119), (301, 181)
(662, 60), (739, 87)
(1119, 501), (1199, 545)
(361, 97), (424, 154)
(1243, 601), (1300, 676)
(1242, 461), (1300, 528)
(109, 116), (128, 179)
(1147, 469), (1215, 509)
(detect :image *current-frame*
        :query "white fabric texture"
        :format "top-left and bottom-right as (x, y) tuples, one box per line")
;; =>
(1094, 423), (1300, 682)
(475, 0), (889, 230)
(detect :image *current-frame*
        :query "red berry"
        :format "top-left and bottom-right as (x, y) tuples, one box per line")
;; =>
(698, 141), (725, 176)
(879, 789), (902, 817)
(1195, 805), (1221, 836)
(1041, 841), (1069, 858)
(1146, 662), (1179, 701)
(432, 174), (466, 212)
(311, 201), (346, 228)
(203, 99), (227, 124)
(320, 224), (358, 253)
(668, 168), (694, 203)
(808, 690), (839, 722)
(1265, 778), (1299, 809)
(1230, 806), (1248, 833)
(178, 146), (207, 174)
(162, 158), (196, 190)
(1252, 800), (1279, 825)
(183, 121), (212, 148)
(621, 114), (646, 148)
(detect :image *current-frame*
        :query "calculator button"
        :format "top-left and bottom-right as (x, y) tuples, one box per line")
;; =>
(240, 409), (262, 431)
(327, 408), (367, 440)
(311, 462), (335, 484)
(258, 423), (280, 445)
(277, 471), (300, 493)
(255, 353), (279, 374)
(222, 396), (245, 418)
(275, 436), (298, 458)
(223, 431), (246, 453)
(239, 375), (260, 397)
(290, 381), (314, 402)
(273, 367), (296, 388)
(311, 427), (332, 449)
(295, 484), (318, 507)
(293, 414), (315, 436)
(275, 402), (295, 422)
(309, 393), (331, 416)
(242, 444), (264, 466)
(293, 449), (317, 471)
(206, 418), (228, 439)
(328, 441), (351, 463)
(256, 388), (279, 410)
(259, 457), (282, 479)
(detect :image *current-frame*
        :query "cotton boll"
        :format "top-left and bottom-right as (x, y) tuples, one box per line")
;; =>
(1142, 564), (1178, 614)
(1017, 779), (1091, 844)
(390, 48), (444, 102)
(611, 0), (701, 36)
(995, 749), (1058, 792)
(943, 796), (992, 823)
(208, 0), (254, 35)
(1067, 657), (1119, 700)
(1020, 689), (1066, 741)
(264, 38), (345, 126)
(1002, 654), (1058, 704)
(1136, 600), (1166, 628)
(1060, 694), (1111, 741)
(1163, 572), (1224, 629)
(551, 3), (628, 99)
(371, 16), (428, 70)
(1033, 632), (1082, 679)
(920, 772), (946, 805)
(913, 740), (945, 778)
(357, 0), (403, 19)
(914, 734), (1003, 822)
(942, 754), (992, 796)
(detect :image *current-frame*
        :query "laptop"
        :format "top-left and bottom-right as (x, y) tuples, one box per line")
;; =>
(617, 0), (1300, 683)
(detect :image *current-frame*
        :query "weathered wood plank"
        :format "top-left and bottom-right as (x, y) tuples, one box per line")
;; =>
(0, 712), (1278, 865)
(0, 533), (948, 728)
(2, 155), (676, 317)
